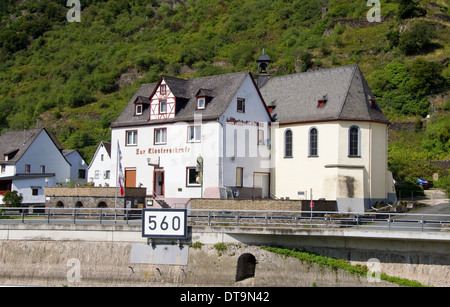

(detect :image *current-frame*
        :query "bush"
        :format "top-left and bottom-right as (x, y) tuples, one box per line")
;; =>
(399, 21), (437, 55)
(2, 190), (23, 207)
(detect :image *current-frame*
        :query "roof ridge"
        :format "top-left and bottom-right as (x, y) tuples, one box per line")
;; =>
(337, 65), (359, 119)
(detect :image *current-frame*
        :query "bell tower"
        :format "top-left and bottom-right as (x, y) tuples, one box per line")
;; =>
(256, 49), (271, 87)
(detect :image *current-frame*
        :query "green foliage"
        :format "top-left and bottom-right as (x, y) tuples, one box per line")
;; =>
(2, 191), (23, 207)
(397, 0), (426, 20)
(398, 21), (437, 55)
(261, 246), (428, 287)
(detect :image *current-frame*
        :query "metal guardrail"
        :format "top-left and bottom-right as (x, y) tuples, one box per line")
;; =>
(1, 207), (450, 233)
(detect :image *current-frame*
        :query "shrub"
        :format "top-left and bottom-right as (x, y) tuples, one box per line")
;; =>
(2, 190), (23, 207)
(399, 21), (437, 55)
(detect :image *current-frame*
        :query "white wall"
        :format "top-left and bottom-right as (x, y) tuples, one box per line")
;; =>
(87, 144), (112, 187)
(220, 74), (272, 189)
(271, 120), (391, 210)
(15, 130), (71, 183)
(65, 151), (87, 184)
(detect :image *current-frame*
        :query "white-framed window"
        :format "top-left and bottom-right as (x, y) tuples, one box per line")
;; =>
(95, 170), (100, 179)
(258, 130), (265, 145)
(284, 129), (293, 158)
(187, 125), (201, 143)
(135, 104), (143, 115)
(197, 97), (205, 109)
(126, 130), (137, 146)
(349, 126), (361, 157)
(154, 128), (167, 145)
(186, 167), (201, 187)
(160, 85), (166, 95)
(103, 170), (110, 179)
(160, 100), (167, 113)
(309, 127), (318, 157)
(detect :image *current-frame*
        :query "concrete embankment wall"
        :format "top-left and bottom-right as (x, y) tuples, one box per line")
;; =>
(0, 240), (395, 287)
(0, 224), (448, 287)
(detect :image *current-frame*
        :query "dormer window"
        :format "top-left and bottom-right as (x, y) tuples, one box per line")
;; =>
(370, 99), (377, 108)
(197, 97), (205, 109)
(135, 104), (143, 115)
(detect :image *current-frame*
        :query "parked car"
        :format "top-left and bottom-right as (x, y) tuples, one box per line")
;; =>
(417, 178), (433, 190)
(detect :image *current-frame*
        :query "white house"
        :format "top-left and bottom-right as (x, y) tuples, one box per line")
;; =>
(0, 128), (86, 206)
(87, 141), (112, 187)
(257, 54), (396, 211)
(63, 149), (88, 185)
(110, 71), (272, 205)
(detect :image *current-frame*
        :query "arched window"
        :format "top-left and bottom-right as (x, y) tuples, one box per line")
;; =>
(97, 201), (107, 208)
(75, 201), (83, 208)
(56, 201), (64, 208)
(349, 126), (360, 157)
(309, 127), (318, 157)
(236, 253), (257, 282)
(284, 129), (293, 158)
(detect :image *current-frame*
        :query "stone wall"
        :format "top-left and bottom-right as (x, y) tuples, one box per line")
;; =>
(44, 187), (146, 209)
(190, 198), (337, 212)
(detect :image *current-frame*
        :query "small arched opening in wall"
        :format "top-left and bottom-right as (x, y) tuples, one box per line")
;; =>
(97, 201), (108, 208)
(56, 201), (64, 208)
(75, 201), (83, 208)
(235, 253), (257, 282)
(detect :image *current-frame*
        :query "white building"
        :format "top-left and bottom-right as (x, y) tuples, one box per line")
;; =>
(0, 128), (86, 206)
(257, 54), (396, 211)
(110, 71), (272, 205)
(87, 141), (112, 187)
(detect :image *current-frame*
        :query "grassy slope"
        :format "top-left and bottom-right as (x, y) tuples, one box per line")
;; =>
(0, 0), (448, 174)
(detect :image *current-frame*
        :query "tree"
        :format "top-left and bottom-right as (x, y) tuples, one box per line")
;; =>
(399, 21), (437, 55)
(2, 191), (23, 207)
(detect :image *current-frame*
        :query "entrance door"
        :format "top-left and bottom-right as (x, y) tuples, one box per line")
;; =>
(125, 169), (136, 188)
(254, 172), (270, 198)
(153, 170), (165, 197)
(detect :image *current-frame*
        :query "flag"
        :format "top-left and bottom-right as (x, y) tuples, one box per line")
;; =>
(118, 142), (125, 196)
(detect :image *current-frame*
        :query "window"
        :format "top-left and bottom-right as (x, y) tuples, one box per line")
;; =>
(101, 154), (104, 162)
(186, 167), (200, 186)
(104, 170), (110, 179)
(284, 129), (293, 158)
(309, 128), (318, 157)
(160, 100), (167, 113)
(154, 128), (167, 145)
(1, 165), (5, 173)
(160, 85), (166, 95)
(349, 126), (360, 157)
(237, 98), (245, 113)
(236, 167), (243, 187)
(25, 164), (31, 173)
(78, 169), (86, 179)
(135, 104), (143, 115)
(187, 125), (201, 143)
(126, 130), (137, 146)
(258, 130), (265, 145)
(40, 165), (46, 173)
(95, 170), (99, 179)
(197, 97), (205, 109)
(32, 188), (39, 196)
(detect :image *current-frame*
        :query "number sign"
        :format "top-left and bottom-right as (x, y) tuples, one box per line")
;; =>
(142, 209), (187, 239)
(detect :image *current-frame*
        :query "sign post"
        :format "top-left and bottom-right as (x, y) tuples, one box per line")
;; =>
(142, 209), (188, 240)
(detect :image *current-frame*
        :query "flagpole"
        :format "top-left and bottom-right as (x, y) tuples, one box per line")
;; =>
(115, 140), (119, 211)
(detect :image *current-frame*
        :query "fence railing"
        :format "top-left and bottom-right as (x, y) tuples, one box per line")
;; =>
(1, 207), (450, 233)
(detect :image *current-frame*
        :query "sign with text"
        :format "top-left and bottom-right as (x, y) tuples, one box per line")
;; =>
(142, 209), (188, 239)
